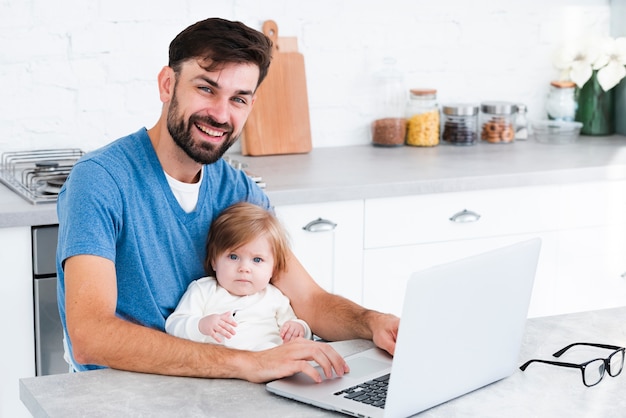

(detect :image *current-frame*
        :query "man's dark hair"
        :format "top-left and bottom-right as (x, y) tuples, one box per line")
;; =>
(168, 17), (273, 88)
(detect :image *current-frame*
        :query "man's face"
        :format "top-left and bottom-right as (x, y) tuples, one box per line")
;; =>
(166, 60), (259, 164)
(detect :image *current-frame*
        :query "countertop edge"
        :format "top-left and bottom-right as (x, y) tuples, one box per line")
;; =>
(3, 139), (626, 227)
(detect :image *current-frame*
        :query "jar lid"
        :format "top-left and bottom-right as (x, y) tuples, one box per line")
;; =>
(442, 103), (479, 116)
(550, 80), (576, 88)
(410, 88), (437, 96)
(480, 101), (516, 115)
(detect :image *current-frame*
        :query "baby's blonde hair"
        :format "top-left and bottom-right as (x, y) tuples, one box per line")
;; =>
(205, 202), (289, 278)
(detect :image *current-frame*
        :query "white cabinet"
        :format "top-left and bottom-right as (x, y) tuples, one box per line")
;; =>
(0, 226), (35, 418)
(362, 186), (560, 318)
(274, 200), (364, 304)
(553, 180), (626, 313)
(275, 180), (626, 320)
(361, 181), (626, 318)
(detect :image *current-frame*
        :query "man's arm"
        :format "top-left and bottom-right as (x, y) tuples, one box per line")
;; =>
(64, 254), (349, 382)
(273, 251), (400, 355)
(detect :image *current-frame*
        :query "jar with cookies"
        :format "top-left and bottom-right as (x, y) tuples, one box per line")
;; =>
(480, 101), (516, 144)
(406, 88), (439, 147)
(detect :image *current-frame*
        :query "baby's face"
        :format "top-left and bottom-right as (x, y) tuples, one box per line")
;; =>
(212, 234), (275, 296)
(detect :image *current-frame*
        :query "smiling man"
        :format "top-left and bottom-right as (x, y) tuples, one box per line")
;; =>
(56, 17), (399, 383)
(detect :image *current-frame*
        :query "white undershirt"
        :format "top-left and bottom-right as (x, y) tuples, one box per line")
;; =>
(164, 169), (203, 213)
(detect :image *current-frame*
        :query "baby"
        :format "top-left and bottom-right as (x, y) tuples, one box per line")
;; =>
(165, 202), (312, 351)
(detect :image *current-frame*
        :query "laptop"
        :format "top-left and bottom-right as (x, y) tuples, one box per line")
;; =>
(266, 238), (541, 418)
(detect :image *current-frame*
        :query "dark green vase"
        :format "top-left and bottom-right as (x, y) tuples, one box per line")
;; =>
(575, 71), (615, 136)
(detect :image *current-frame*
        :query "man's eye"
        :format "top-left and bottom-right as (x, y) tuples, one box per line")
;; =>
(199, 86), (213, 93)
(232, 97), (246, 105)
(253, 257), (262, 263)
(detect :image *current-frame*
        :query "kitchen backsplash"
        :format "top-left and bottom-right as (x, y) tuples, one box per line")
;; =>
(0, 0), (612, 152)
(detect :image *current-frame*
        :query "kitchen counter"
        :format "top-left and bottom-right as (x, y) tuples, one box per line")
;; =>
(2, 135), (626, 228)
(20, 306), (626, 417)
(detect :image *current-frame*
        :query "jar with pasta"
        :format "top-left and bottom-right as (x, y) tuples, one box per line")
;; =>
(406, 89), (439, 147)
(480, 101), (516, 144)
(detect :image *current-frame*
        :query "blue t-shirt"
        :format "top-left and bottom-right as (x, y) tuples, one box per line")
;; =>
(56, 128), (270, 371)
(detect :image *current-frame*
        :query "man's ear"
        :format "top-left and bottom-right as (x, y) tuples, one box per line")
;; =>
(157, 66), (175, 103)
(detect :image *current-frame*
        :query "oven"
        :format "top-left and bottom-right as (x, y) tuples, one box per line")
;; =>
(32, 224), (67, 376)
(0, 150), (85, 376)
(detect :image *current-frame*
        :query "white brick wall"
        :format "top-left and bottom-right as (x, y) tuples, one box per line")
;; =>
(0, 0), (611, 152)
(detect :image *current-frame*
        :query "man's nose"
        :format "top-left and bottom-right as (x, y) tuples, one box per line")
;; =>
(208, 98), (230, 124)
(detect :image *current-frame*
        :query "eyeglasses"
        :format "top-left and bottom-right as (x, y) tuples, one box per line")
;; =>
(520, 342), (625, 387)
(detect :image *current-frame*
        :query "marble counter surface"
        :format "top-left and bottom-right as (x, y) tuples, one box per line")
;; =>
(3, 136), (626, 228)
(20, 307), (626, 417)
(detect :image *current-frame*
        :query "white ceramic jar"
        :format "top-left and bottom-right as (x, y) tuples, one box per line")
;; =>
(546, 81), (577, 121)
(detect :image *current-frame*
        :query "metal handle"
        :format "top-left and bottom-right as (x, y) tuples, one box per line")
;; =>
(302, 218), (337, 232)
(449, 209), (481, 223)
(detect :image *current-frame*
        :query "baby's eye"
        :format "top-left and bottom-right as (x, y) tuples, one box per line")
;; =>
(228, 254), (238, 260)
(253, 257), (263, 263)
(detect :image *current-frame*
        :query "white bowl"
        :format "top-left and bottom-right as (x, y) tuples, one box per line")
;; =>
(532, 120), (583, 144)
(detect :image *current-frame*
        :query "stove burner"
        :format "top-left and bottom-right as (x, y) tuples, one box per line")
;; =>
(35, 161), (61, 171)
(0, 149), (84, 204)
(45, 176), (67, 188)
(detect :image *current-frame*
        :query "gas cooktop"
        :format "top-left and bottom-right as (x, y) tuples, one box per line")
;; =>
(0, 149), (85, 205)
(0, 150), (265, 205)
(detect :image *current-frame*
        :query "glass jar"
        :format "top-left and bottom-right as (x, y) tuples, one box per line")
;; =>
(480, 101), (516, 143)
(546, 81), (577, 121)
(371, 58), (406, 146)
(406, 89), (439, 146)
(441, 103), (479, 145)
(514, 103), (529, 140)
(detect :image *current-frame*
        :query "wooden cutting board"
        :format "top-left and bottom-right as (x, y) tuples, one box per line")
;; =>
(241, 20), (312, 156)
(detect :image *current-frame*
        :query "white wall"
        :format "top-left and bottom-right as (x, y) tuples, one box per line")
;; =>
(0, 0), (611, 152)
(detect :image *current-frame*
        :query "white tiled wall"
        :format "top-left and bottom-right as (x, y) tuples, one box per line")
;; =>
(0, 0), (611, 152)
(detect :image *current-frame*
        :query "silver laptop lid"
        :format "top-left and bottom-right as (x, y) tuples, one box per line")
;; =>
(385, 237), (541, 417)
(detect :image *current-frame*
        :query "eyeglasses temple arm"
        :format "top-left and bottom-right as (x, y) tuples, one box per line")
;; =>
(520, 359), (581, 371)
(553, 342), (624, 357)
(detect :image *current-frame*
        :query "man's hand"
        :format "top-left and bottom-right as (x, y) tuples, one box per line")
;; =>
(370, 312), (400, 356)
(243, 338), (349, 383)
(198, 311), (238, 342)
(279, 320), (306, 342)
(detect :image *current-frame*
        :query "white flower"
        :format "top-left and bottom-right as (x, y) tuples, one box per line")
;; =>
(553, 36), (626, 91)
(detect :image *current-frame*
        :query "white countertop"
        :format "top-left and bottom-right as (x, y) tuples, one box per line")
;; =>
(20, 307), (626, 417)
(3, 136), (626, 228)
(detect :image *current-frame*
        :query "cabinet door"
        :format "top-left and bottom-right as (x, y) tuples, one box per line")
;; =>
(555, 225), (626, 314)
(363, 233), (558, 318)
(554, 180), (626, 313)
(364, 186), (559, 249)
(0, 226), (35, 418)
(274, 200), (364, 304)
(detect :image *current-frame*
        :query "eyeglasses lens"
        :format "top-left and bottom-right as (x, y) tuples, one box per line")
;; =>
(583, 359), (605, 386)
(608, 350), (625, 377)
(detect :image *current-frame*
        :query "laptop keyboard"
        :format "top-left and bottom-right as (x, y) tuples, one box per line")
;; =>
(333, 373), (390, 409)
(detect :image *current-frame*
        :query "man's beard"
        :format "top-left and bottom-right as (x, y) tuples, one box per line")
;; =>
(166, 92), (239, 165)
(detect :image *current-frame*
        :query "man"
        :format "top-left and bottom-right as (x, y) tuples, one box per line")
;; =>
(57, 17), (399, 384)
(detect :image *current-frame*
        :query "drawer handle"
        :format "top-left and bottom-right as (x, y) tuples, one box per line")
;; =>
(449, 209), (481, 223)
(303, 218), (337, 232)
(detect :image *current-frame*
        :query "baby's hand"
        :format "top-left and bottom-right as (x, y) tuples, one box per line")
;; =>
(280, 321), (305, 342)
(198, 311), (238, 342)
